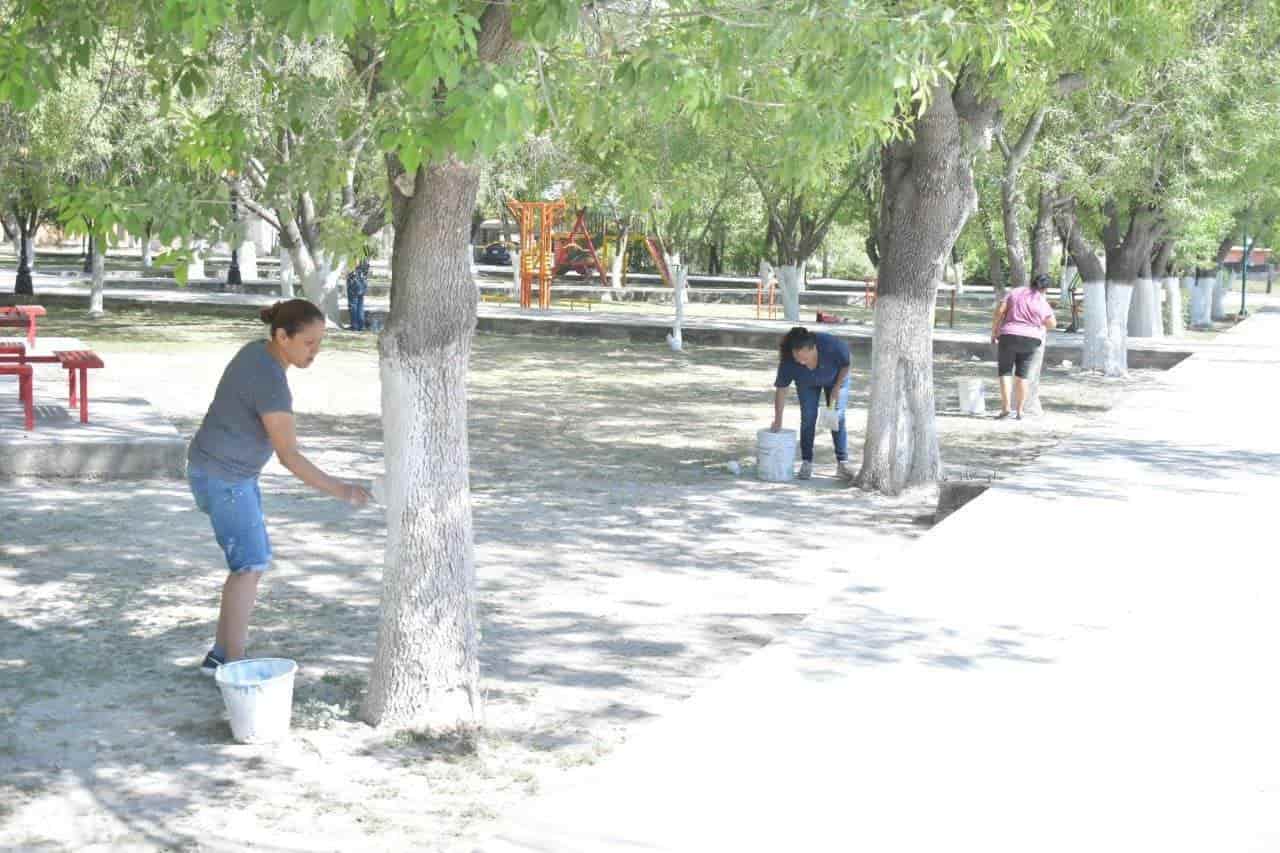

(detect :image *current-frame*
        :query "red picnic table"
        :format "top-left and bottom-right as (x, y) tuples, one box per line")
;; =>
(0, 339), (104, 427)
(0, 305), (47, 346)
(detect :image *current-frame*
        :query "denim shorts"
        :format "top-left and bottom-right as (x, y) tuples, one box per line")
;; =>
(189, 467), (272, 573)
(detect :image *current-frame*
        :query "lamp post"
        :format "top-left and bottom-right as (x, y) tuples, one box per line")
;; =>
(227, 198), (242, 288)
(1239, 223), (1250, 319)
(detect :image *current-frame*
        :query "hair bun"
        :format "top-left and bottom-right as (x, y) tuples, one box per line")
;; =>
(259, 303), (279, 324)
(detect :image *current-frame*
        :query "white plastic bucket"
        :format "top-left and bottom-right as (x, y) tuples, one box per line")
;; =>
(956, 378), (985, 415)
(756, 428), (797, 482)
(215, 658), (298, 743)
(815, 406), (841, 432)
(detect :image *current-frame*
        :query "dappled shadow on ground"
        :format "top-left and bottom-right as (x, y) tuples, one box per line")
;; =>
(0, 325), (1153, 848)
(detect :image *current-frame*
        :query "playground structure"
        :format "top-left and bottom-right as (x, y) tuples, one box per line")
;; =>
(503, 201), (680, 308)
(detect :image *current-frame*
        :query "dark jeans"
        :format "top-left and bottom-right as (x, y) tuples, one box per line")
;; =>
(348, 291), (366, 331)
(797, 374), (851, 463)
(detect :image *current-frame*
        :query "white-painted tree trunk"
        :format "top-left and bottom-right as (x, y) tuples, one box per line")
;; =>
(665, 262), (686, 348)
(22, 234), (34, 270)
(510, 250), (521, 301)
(1022, 341), (1047, 416)
(1190, 272), (1214, 328)
(861, 292), (939, 491)
(238, 239), (259, 280)
(1211, 267), (1228, 320)
(954, 260), (965, 296)
(1082, 280), (1107, 371)
(87, 244), (106, 318)
(608, 232), (627, 291)
(1127, 278), (1163, 339)
(665, 254), (686, 351)
(1104, 282), (1134, 377)
(141, 238), (153, 270)
(777, 264), (802, 322)
(362, 159), (482, 731)
(278, 247), (295, 299)
(1164, 277), (1185, 337)
(10, 236), (20, 264)
(301, 252), (346, 327)
(185, 243), (205, 280)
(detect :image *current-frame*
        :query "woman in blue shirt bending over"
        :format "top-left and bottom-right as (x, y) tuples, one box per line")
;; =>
(770, 326), (855, 482)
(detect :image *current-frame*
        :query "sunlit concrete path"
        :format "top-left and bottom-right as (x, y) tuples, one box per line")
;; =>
(476, 308), (1280, 853)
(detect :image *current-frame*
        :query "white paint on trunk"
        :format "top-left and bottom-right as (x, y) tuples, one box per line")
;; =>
(87, 246), (106, 317)
(185, 244), (205, 281)
(278, 248), (295, 299)
(238, 239), (259, 281)
(777, 264), (802, 323)
(1211, 267), (1228, 320)
(1082, 280), (1107, 371)
(301, 253), (346, 327)
(141, 238), (153, 270)
(10, 236), (20, 264)
(510, 250), (521, 300)
(1022, 342), (1047, 417)
(1189, 272), (1214, 328)
(1104, 282), (1134, 377)
(1126, 278), (1163, 339)
(859, 293), (939, 493)
(665, 254), (686, 351)
(367, 343), (480, 729)
(1164, 277), (1185, 337)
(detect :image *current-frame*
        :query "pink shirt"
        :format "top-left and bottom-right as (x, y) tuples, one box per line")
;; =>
(999, 287), (1054, 340)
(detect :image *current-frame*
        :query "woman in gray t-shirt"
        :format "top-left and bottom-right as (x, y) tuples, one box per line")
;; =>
(189, 299), (369, 675)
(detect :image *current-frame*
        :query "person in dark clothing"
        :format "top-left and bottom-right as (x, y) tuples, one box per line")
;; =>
(771, 326), (855, 481)
(346, 259), (370, 331)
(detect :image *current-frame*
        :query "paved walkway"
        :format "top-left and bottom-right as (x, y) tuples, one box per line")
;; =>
(474, 308), (1280, 852)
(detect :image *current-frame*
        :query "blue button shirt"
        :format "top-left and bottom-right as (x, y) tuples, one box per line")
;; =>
(774, 332), (851, 389)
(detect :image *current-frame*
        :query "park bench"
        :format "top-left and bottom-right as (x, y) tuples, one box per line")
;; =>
(56, 350), (105, 424)
(562, 296), (600, 311)
(2, 343), (107, 424)
(0, 305), (46, 346)
(480, 293), (513, 305)
(0, 343), (34, 427)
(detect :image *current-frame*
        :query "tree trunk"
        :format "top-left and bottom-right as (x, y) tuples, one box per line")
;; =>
(858, 82), (988, 494)
(1104, 283), (1134, 376)
(1164, 276), (1184, 336)
(278, 247), (295, 298)
(608, 223), (629, 291)
(666, 255), (687, 352)
(88, 240), (106, 318)
(141, 223), (154, 270)
(185, 241), (206, 280)
(1127, 278), (1162, 338)
(301, 251), (346, 327)
(362, 159), (482, 731)
(83, 236), (95, 274)
(1030, 186), (1055, 281)
(238, 238), (259, 280)
(777, 263), (802, 322)
(1082, 280), (1107, 370)
(1189, 269), (1214, 328)
(1210, 267), (1228, 320)
(510, 249), (521, 300)
(1022, 342), (1047, 417)
(980, 208), (1005, 299)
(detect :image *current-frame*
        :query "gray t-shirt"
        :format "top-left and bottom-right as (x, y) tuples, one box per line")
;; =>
(188, 340), (292, 480)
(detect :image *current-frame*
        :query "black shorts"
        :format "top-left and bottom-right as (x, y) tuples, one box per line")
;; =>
(997, 334), (1042, 378)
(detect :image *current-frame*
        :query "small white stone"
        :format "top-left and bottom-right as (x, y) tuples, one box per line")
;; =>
(726, 461), (741, 476)
(1061, 360), (1074, 369)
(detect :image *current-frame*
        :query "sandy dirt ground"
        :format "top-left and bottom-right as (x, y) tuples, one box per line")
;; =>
(0, 307), (1162, 851)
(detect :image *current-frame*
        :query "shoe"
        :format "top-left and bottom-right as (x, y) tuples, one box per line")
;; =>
(995, 411), (1011, 420)
(1014, 412), (1023, 421)
(201, 650), (225, 677)
(836, 461), (856, 482)
(797, 461), (813, 480)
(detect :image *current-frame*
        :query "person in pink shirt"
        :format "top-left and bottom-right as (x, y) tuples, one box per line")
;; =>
(990, 274), (1058, 419)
